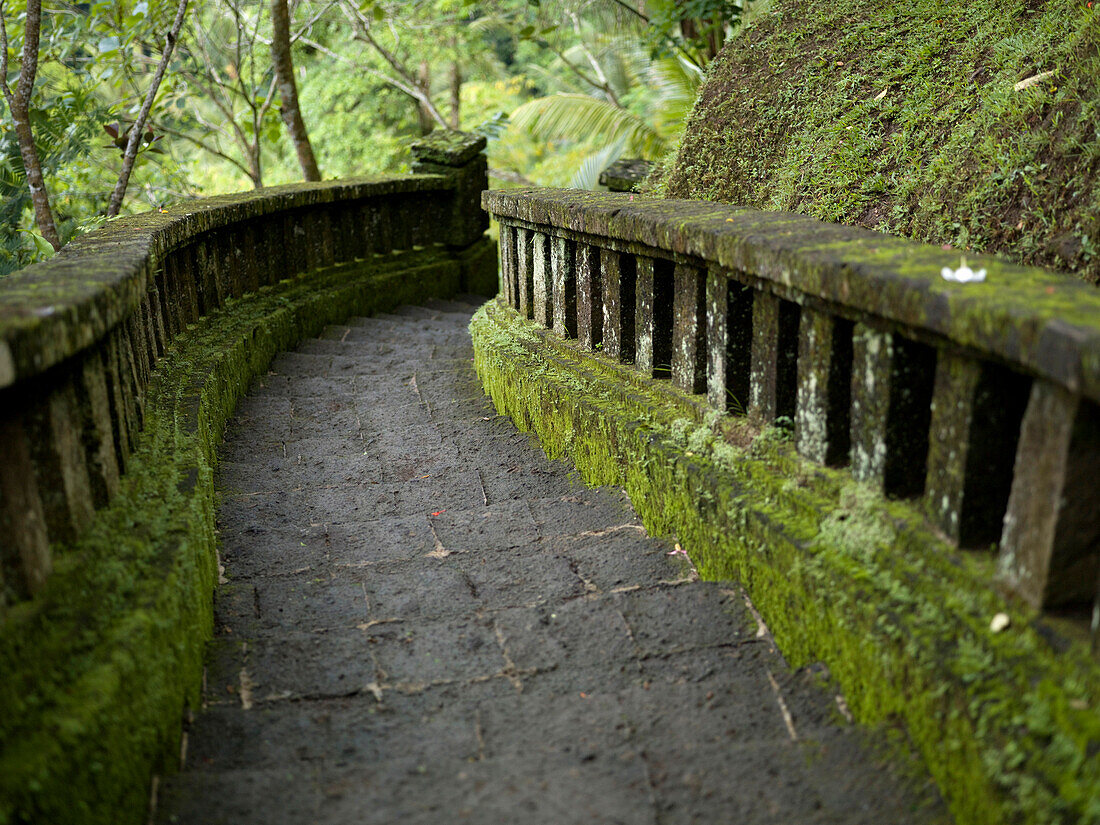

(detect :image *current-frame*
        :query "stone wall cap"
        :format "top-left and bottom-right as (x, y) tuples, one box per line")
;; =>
(410, 131), (487, 166)
(0, 174), (452, 389)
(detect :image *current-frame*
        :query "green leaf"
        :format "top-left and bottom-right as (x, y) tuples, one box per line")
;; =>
(20, 230), (56, 259)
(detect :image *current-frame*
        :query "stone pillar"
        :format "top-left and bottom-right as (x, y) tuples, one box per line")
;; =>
(998, 382), (1100, 607)
(410, 131), (490, 249)
(672, 264), (706, 394)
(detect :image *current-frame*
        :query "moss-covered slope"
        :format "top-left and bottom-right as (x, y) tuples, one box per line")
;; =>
(662, 0), (1100, 284)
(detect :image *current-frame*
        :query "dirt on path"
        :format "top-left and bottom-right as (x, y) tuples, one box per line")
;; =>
(155, 298), (948, 825)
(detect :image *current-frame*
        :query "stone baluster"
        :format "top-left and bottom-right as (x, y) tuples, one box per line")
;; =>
(706, 273), (753, 415)
(532, 232), (552, 327)
(576, 242), (602, 349)
(923, 355), (1029, 546)
(551, 236), (577, 337)
(600, 248), (634, 363)
(672, 264), (706, 394)
(635, 256), (673, 378)
(24, 378), (95, 546)
(515, 227), (534, 320)
(850, 327), (936, 497)
(998, 383), (1100, 608)
(499, 225), (515, 307)
(795, 309), (852, 465)
(0, 409), (52, 600)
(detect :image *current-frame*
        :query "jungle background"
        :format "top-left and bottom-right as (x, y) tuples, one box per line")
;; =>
(0, 0), (747, 275)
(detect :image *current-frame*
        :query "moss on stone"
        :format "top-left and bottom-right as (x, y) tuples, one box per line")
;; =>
(471, 300), (1100, 825)
(0, 244), (482, 825)
(659, 0), (1100, 285)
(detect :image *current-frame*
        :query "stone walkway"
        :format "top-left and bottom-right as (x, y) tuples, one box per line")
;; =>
(155, 298), (946, 824)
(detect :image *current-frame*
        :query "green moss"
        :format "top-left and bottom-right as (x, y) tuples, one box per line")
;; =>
(471, 301), (1100, 825)
(661, 0), (1100, 285)
(0, 244), (484, 825)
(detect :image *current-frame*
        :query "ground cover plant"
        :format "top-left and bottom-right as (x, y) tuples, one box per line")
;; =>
(659, 0), (1100, 284)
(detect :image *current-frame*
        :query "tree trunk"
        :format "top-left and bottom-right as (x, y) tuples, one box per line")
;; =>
(448, 61), (461, 129)
(2, 0), (61, 250)
(416, 60), (434, 136)
(107, 0), (189, 217)
(271, 0), (321, 181)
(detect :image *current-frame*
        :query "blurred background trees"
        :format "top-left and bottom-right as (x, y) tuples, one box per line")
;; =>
(0, 0), (755, 274)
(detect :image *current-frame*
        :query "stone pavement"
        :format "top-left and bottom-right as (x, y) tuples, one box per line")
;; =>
(155, 298), (947, 825)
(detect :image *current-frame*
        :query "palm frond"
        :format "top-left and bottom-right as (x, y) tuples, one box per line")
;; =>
(510, 93), (665, 158)
(568, 136), (627, 189)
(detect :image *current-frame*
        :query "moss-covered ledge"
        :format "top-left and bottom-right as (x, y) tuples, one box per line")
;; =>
(471, 299), (1100, 825)
(0, 246), (481, 825)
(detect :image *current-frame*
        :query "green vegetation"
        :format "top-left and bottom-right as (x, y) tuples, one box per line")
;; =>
(470, 300), (1100, 825)
(1, 0), (741, 274)
(659, 0), (1100, 284)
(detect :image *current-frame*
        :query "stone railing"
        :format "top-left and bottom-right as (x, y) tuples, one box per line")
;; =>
(1, 133), (493, 824)
(484, 188), (1100, 614)
(0, 133), (490, 607)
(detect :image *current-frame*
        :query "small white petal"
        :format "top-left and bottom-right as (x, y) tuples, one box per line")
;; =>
(941, 267), (956, 280)
(990, 612), (1011, 633)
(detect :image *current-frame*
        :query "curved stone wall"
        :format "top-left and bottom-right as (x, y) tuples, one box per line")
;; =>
(0, 133), (494, 823)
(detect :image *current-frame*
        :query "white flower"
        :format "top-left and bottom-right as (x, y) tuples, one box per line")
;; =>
(990, 612), (1011, 633)
(941, 255), (987, 283)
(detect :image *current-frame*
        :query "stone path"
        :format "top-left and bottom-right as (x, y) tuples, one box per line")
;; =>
(155, 298), (947, 825)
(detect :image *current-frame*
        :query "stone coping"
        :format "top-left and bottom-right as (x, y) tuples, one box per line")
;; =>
(483, 188), (1100, 404)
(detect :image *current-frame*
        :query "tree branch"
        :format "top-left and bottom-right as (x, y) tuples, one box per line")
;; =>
(1, 0), (61, 249)
(108, 0), (189, 216)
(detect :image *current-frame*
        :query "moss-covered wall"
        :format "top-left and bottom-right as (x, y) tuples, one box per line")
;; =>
(659, 0), (1100, 285)
(0, 245), (488, 824)
(471, 300), (1100, 825)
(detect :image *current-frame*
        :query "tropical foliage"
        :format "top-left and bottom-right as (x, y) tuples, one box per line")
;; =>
(0, 0), (752, 274)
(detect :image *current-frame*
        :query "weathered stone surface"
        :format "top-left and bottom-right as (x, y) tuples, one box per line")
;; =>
(598, 157), (655, 192)
(600, 248), (634, 363)
(850, 324), (892, 487)
(575, 242), (602, 349)
(550, 235), (576, 337)
(924, 356), (1029, 546)
(999, 383), (1100, 607)
(481, 189), (1100, 407)
(26, 378), (95, 545)
(796, 309), (851, 465)
(409, 130), (487, 167)
(0, 413), (51, 601)
(77, 348), (121, 508)
(515, 227), (534, 319)
(532, 232), (552, 326)
(499, 224), (515, 308)
(748, 290), (779, 421)
(634, 256), (673, 379)
(672, 264), (706, 394)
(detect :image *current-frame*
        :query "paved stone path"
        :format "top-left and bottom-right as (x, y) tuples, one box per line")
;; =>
(156, 298), (946, 824)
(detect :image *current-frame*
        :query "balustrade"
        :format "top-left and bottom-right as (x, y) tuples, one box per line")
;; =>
(485, 189), (1100, 613)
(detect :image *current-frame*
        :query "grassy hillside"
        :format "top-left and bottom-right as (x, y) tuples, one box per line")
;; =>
(660, 0), (1100, 284)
